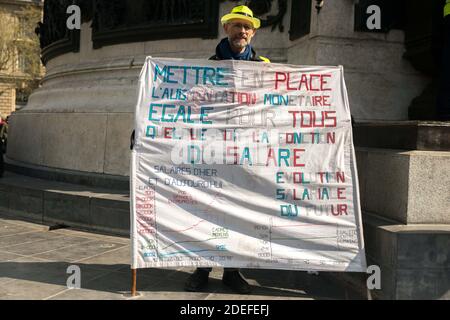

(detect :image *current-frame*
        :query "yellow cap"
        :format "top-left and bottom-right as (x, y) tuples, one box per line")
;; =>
(221, 5), (261, 29)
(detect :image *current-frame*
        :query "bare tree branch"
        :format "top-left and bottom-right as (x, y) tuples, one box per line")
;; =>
(0, 8), (19, 72)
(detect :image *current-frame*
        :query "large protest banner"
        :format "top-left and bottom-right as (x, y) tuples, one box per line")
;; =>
(131, 57), (366, 272)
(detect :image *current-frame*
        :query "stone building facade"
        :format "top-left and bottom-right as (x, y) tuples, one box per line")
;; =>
(0, 82), (15, 117)
(0, 0), (43, 117)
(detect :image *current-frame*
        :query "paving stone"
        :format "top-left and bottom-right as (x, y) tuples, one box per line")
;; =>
(62, 269), (162, 297)
(0, 257), (53, 286)
(0, 217), (49, 231)
(0, 250), (24, 262)
(32, 240), (126, 263)
(48, 287), (128, 300)
(0, 257), (110, 287)
(0, 279), (67, 300)
(50, 228), (129, 245)
(75, 245), (130, 272)
(204, 293), (312, 300)
(0, 215), (367, 300)
(116, 265), (180, 283)
(3, 235), (94, 256)
(138, 291), (211, 300)
(0, 231), (63, 249)
(0, 224), (35, 237)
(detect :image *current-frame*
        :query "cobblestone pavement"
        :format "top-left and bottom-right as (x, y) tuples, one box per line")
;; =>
(0, 214), (364, 300)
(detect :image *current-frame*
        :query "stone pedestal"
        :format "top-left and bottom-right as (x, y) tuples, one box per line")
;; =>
(362, 213), (449, 299)
(7, 1), (432, 179)
(334, 121), (450, 299)
(287, 0), (429, 121)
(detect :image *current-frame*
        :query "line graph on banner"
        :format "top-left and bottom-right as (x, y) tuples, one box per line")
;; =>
(147, 205), (232, 262)
(152, 231), (231, 261)
(162, 185), (228, 236)
(142, 178), (235, 263)
(252, 217), (344, 266)
(141, 226), (231, 261)
(147, 213), (345, 265)
(271, 221), (339, 251)
(160, 235), (229, 251)
(157, 234), (230, 258)
(137, 177), (351, 266)
(165, 180), (226, 207)
(158, 219), (207, 233)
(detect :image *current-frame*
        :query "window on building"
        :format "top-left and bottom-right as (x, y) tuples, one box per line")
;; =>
(289, 0), (312, 41)
(17, 52), (32, 74)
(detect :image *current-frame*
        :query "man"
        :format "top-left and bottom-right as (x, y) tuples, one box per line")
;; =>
(209, 5), (270, 62)
(184, 5), (269, 294)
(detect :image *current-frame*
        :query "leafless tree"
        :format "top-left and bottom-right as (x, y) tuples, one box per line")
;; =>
(0, 5), (43, 101)
(0, 9), (18, 72)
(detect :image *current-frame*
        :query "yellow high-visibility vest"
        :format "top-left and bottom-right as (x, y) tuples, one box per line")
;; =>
(258, 56), (271, 63)
(445, 0), (450, 17)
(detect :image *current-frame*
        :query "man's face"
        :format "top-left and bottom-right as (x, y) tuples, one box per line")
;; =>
(224, 18), (256, 51)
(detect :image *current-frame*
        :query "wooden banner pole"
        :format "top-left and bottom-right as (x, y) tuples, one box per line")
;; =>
(131, 268), (137, 296)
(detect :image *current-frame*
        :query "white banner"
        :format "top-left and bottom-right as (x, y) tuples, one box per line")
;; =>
(131, 57), (366, 272)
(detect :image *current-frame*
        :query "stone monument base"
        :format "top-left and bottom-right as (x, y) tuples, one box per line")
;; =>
(334, 121), (450, 299)
(329, 212), (449, 300)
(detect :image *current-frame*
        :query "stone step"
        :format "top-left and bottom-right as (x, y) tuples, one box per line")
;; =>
(5, 158), (129, 190)
(0, 171), (130, 236)
(353, 121), (450, 151)
(356, 147), (450, 224)
(2, 171), (448, 299)
(333, 211), (450, 300)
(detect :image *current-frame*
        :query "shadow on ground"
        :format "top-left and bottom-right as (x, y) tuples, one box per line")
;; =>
(0, 260), (365, 299)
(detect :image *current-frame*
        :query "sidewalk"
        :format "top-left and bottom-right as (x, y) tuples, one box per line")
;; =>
(0, 214), (365, 300)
